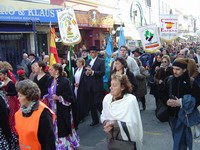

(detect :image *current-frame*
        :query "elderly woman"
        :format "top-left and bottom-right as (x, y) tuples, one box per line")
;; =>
(43, 63), (79, 150)
(101, 74), (143, 150)
(73, 58), (88, 122)
(15, 79), (55, 150)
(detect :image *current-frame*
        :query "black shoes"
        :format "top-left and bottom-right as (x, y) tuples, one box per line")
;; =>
(89, 122), (99, 126)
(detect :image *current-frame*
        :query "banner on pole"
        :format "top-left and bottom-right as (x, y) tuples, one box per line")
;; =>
(57, 7), (81, 45)
(138, 24), (162, 53)
(159, 14), (179, 42)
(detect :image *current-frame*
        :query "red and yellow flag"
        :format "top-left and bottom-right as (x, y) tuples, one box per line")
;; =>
(49, 28), (60, 66)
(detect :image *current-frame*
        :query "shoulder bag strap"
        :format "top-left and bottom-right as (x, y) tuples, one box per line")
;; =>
(121, 121), (131, 141)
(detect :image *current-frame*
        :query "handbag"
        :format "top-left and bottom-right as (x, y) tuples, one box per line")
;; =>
(155, 76), (173, 122)
(107, 122), (136, 150)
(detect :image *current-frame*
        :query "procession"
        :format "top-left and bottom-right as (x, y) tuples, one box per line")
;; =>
(0, 0), (200, 150)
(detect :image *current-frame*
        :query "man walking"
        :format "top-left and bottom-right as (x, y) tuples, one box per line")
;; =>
(120, 45), (140, 76)
(85, 46), (105, 126)
(162, 58), (200, 150)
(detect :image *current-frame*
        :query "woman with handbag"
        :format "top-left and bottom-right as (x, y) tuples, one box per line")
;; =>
(101, 74), (143, 150)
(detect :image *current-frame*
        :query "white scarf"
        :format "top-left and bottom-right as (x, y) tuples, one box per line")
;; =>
(101, 93), (143, 147)
(74, 67), (83, 97)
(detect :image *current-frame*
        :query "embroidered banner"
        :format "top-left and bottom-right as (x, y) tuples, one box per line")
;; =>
(57, 7), (81, 45)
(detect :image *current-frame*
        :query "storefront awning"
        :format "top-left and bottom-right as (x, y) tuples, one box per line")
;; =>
(0, 24), (34, 33)
(123, 23), (141, 40)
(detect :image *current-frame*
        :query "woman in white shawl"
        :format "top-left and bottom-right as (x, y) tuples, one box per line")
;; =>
(101, 74), (143, 149)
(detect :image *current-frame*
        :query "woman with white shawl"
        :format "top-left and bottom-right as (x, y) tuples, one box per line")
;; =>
(101, 74), (143, 150)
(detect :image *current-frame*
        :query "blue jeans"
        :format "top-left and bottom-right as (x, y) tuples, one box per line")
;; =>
(168, 117), (192, 150)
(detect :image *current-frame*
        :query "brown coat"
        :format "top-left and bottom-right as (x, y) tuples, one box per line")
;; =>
(135, 66), (149, 98)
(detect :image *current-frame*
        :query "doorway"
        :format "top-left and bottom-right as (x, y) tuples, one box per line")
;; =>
(0, 33), (29, 74)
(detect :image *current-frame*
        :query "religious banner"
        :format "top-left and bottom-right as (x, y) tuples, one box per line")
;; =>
(159, 14), (179, 42)
(57, 7), (81, 45)
(138, 24), (162, 53)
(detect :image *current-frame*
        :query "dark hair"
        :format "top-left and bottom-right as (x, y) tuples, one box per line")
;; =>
(115, 57), (128, 68)
(155, 67), (166, 80)
(37, 60), (46, 71)
(113, 58), (129, 74)
(120, 45), (128, 51)
(111, 74), (132, 96)
(16, 79), (40, 102)
(52, 63), (67, 77)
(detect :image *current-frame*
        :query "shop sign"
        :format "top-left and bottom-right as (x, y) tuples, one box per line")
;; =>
(159, 14), (179, 42)
(57, 7), (81, 45)
(0, 1), (113, 27)
(0, 5), (61, 23)
(138, 24), (162, 53)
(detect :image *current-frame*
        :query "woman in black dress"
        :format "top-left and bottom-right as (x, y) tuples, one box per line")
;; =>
(33, 61), (50, 98)
(0, 82), (19, 150)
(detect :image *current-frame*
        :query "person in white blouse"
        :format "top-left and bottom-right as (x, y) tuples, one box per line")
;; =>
(101, 74), (143, 149)
(73, 58), (89, 122)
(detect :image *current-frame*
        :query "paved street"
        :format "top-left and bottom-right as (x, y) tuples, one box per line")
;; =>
(77, 91), (200, 150)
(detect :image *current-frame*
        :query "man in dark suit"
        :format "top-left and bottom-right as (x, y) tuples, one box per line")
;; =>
(85, 46), (105, 126)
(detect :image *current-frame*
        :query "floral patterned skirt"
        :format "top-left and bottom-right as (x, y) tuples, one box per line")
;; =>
(0, 128), (19, 150)
(54, 111), (80, 150)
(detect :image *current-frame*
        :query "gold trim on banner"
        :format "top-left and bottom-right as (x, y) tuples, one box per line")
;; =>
(144, 46), (163, 54)
(160, 36), (178, 42)
(62, 37), (82, 46)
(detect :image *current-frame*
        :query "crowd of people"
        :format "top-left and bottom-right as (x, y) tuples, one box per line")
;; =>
(0, 42), (200, 150)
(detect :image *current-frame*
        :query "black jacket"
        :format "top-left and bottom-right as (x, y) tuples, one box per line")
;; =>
(73, 67), (89, 120)
(161, 72), (200, 117)
(44, 76), (78, 138)
(85, 57), (105, 92)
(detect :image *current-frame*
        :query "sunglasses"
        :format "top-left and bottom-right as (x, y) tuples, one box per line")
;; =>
(161, 61), (168, 63)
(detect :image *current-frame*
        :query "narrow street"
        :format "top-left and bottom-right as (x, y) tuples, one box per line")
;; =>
(77, 91), (200, 150)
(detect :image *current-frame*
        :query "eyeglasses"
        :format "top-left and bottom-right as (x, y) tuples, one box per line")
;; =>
(161, 61), (168, 63)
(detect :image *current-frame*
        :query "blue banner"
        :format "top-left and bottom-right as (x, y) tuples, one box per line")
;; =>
(0, 8), (62, 23)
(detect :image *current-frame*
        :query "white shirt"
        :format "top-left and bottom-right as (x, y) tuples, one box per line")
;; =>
(89, 56), (97, 68)
(74, 67), (83, 97)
